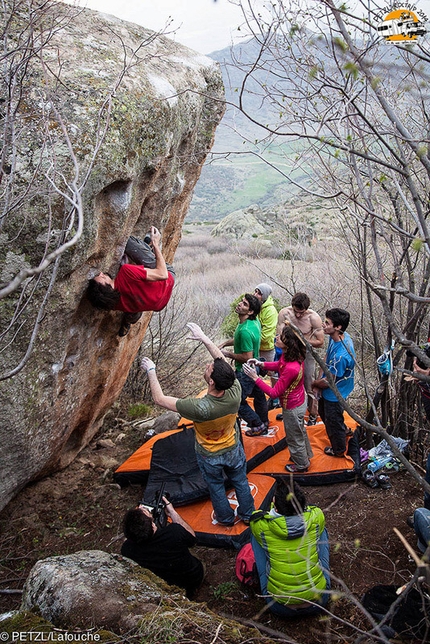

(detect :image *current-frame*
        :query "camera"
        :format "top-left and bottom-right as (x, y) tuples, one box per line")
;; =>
(256, 358), (268, 378)
(139, 483), (168, 529)
(406, 342), (430, 369)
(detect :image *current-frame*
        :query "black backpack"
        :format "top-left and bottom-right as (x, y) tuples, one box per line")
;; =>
(361, 584), (430, 640)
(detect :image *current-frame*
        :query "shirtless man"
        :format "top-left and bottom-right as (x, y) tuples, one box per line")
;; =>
(277, 292), (324, 423)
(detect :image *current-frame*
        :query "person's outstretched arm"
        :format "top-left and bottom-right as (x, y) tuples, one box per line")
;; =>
(141, 358), (178, 411)
(186, 322), (225, 361)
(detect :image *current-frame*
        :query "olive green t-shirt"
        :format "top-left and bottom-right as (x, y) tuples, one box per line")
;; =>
(176, 379), (241, 456)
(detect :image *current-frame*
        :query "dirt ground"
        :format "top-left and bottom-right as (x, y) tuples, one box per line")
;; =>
(0, 408), (426, 643)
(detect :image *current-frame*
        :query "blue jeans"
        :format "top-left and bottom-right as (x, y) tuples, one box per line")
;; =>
(413, 508), (430, 553)
(318, 398), (347, 455)
(236, 370), (269, 427)
(196, 443), (255, 524)
(251, 529), (330, 617)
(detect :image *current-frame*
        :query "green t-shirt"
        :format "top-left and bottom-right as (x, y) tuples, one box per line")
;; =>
(234, 318), (261, 371)
(176, 379), (241, 456)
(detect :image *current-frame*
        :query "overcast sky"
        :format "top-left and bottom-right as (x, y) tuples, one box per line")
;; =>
(76, 0), (246, 54)
(72, 0), (430, 55)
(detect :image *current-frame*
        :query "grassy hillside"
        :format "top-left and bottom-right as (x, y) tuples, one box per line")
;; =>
(187, 40), (308, 221)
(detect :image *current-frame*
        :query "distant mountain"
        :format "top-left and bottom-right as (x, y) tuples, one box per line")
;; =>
(187, 38), (299, 221)
(187, 33), (427, 222)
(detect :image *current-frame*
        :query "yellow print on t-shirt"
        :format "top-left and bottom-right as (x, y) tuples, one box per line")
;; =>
(194, 413), (237, 453)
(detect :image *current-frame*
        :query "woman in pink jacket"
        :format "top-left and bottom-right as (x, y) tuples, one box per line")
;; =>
(242, 325), (313, 472)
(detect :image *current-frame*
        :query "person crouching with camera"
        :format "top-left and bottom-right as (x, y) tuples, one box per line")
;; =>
(121, 496), (204, 598)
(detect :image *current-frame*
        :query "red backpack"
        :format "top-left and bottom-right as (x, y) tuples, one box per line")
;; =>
(235, 542), (260, 588)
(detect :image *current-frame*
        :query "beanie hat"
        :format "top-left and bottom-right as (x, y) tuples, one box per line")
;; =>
(255, 283), (272, 303)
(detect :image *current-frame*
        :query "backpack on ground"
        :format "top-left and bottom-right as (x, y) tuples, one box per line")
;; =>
(361, 584), (430, 639)
(235, 542), (259, 588)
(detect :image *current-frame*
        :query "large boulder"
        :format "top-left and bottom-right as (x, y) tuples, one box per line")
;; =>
(15, 550), (275, 641)
(0, 0), (225, 511)
(20, 550), (182, 632)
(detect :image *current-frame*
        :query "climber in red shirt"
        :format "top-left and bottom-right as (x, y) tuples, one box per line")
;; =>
(86, 226), (175, 337)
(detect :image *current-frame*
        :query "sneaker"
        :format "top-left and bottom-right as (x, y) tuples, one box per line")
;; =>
(307, 415), (317, 426)
(375, 472), (392, 489)
(276, 413), (283, 421)
(324, 446), (345, 457)
(245, 422), (269, 437)
(285, 463), (309, 473)
(362, 468), (379, 488)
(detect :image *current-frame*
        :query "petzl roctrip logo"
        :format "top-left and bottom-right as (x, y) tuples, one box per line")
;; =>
(377, 3), (428, 42)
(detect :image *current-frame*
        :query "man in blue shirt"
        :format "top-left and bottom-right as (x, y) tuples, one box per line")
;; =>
(312, 308), (355, 457)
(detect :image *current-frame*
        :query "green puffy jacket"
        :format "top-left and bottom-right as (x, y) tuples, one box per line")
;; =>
(250, 506), (327, 605)
(258, 296), (278, 351)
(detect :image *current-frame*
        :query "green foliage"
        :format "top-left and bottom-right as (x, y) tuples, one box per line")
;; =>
(220, 294), (242, 338)
(128, 403), (151, 418)
(343, 62), (359, 79)
(333, 37), (348, 52)
(308, 66), (319, 79)
(211, 580), (238, 600)
(411, 238), (424, 252)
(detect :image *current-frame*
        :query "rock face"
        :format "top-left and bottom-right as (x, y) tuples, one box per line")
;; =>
(0, 1), (225, 511)
(16, 549), (272, 641)
(20, 550), (181, 632)
(210, 197), (331, 241)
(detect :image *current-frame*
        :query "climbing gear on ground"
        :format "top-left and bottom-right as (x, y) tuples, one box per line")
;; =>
(235, 542), (259, 588)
